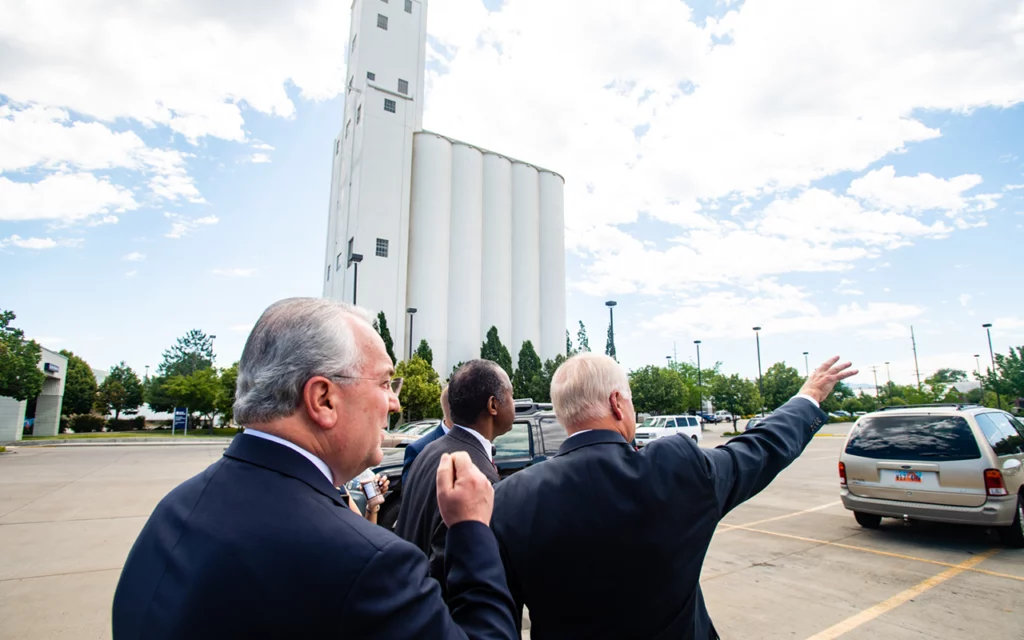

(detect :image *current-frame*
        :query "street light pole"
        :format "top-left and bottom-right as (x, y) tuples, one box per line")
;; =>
(406, 308), (417, 361)
(665, 355), (672, 368)
(974, 354), (983, 400)
(753, 327), (763, 400)
(884, 361), (891, 403)
(695, 340), (703, 413)
(982, 323), (1001, 409)
(605, 301), (617, 360)
(802, 351), (809, 378)
(349, 253), (364, 305)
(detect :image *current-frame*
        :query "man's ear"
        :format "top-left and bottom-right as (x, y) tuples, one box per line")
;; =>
(303, 377), (337, 430)
(609, 391), (625, 421)
(488, 396), (500, 416)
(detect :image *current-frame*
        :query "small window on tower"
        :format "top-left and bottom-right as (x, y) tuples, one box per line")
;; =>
(326, 265), (331, 281)
(367, 71), (376, 81)
(345, 120), (351, 139)
(351, 34), (357, 51)
(375, 238), (389, 258)
(336, 253), (343, 271)
(384, 99), (396, 113)
(356, 104), (362, 123)
(335, 140), (339, 154)
(377, 14), (388, 30)
(405, 0), (412, 13)
(348, 237), (354, 261)
(397, 79), (409, 95)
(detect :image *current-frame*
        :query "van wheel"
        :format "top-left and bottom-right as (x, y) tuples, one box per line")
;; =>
(997, 494), (1024, 548)
(854, 512), (882, 529)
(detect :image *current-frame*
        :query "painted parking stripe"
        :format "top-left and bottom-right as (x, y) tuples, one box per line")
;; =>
(718, 501), (842, 531)
(803, 548), (999, 640)
(733, 525), (1024, 584)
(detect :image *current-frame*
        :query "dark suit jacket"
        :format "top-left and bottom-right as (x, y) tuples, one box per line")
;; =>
(112, 434), (516, 640)
(396, 427), (500, 600)
(491, 398), (827, 640)
(403, 422), (447, 485)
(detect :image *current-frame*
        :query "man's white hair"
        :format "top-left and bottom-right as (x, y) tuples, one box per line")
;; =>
(551, 353), (632, 428)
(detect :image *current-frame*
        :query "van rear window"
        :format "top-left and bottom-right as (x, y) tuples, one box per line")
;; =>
(844, 415), (981, 461)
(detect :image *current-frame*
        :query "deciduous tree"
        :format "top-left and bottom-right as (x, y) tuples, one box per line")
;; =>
(58, 350), (98, 416)
(0, 310), (45, 402)
(96, 362), (144, 420)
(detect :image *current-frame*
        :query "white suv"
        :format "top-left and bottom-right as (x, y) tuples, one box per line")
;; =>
(635, 415), (703, 448)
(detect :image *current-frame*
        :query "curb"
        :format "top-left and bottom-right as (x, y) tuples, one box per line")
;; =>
(3, 438), (234, 447)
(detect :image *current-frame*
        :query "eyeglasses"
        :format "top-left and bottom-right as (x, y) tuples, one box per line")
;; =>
(330, 375), (403, 395)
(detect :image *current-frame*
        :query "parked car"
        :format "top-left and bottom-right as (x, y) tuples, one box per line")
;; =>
(698, 412), (719, 424)
(714, 410), (734, 423)
(381, 420), (439, 448)
(357, 407), (566, 529)
(853, 411), (867, 417)
(634, 415), (703, 448)
(838, 404), (1024, 547)
(744, 417), (764, 431)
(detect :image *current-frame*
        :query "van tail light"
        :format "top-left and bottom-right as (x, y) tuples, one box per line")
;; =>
(838, 461), (847, 486)
(984, 469), (1008, 497)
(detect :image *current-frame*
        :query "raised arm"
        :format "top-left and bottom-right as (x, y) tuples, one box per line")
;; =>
(701, 357), (857, 516)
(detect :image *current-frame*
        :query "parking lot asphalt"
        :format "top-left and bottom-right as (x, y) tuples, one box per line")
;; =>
(1, 431), (1021, 639)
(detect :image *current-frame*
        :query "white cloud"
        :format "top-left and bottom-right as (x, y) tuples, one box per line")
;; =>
(0, 172), (137, 222)
(1005, 184), (1024, 191)
(251, 142), (275, 150)
(248, 153), (272, 164)
(122, 251), (146, 261)
(0, 234), (82, 250)
(847, 166), (989, 214)
(125, 269), (138, 278)
(959, 294), (972, 307)
(211, 268), (256, 277)
(838, 289), (864, 296)
(164, 212), (219, 239)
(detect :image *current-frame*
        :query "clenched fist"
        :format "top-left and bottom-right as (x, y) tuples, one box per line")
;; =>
(799, 356), (858, 405)
(436, 451), (494, 527)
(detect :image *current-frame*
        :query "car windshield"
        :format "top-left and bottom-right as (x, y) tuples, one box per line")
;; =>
(641, 418), (666, 429)
(844, 415), (981, 461)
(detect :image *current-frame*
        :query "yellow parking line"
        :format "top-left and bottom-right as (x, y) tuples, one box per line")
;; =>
(733, 525), (1024, 584)
(803, 548), (999, 640)
(719, 501), (842, 531)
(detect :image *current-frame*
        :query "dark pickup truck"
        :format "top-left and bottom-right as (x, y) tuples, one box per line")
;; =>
(352, 406), (567, 529)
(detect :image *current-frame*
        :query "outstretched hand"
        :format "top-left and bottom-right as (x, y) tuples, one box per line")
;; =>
(799, 356), (858, 405)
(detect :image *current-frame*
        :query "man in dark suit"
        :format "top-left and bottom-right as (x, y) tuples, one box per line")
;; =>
(491, 353), (856, 640)
(112, 298), (516, 639)
(397, 359), (514, 599)
(402, 385), (452, 485)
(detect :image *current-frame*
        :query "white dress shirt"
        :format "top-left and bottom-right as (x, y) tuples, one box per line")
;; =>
(244, 429), (334, 485)
(453, 425), (493, 461)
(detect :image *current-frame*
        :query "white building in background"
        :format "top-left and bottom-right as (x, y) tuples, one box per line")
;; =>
(322, 0), (566, 377)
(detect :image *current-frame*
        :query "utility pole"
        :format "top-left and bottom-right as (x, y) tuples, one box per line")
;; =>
(910, 326), (922, 391)
(870, 365), (880, 399)
(983, 323), (1002, 410)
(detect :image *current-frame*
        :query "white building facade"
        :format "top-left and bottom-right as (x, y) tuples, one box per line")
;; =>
(323, 0), (566, 377)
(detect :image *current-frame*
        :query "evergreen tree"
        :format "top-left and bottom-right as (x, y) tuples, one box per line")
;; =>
(577, 321), (591, 352)
(374, 311), (397, 365)
(148, 329), (214, 413)
(566, 330), (574, 356)
(414, 339), (433, 366)
(480, 326), (513, 379)
(58, 350), (98, 416)
(537, 354), (568, 403)
(512, 340), (543, 399)
(605, 322), (617, 361)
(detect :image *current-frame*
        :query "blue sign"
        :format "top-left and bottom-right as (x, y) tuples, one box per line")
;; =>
(173, 408), (188, 434)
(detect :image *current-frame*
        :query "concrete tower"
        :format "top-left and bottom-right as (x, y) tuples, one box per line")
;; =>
(323, 0), (566, 379)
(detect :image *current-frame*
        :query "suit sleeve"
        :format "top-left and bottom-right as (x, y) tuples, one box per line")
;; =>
(342, 524), (516, 639)
(700, 397), (827, 516)
(427, 513), (449, 587)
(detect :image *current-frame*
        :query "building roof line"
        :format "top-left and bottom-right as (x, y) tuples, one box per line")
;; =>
(416, 130), (565, 182)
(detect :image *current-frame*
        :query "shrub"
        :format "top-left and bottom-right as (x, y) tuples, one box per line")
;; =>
(70, 414), (106, 433)
(107, 416), (146, 432)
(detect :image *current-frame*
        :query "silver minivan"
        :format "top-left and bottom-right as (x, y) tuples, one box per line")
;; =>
(838, 404), (1024, 547)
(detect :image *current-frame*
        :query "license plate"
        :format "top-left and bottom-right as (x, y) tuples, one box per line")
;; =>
(894, 471), (923, 483)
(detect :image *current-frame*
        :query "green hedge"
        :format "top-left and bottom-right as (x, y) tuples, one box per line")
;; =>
(69, 414), (107, 433)
(107, 416), (146, 432)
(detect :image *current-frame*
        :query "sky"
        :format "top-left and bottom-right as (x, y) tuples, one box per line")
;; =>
(1, 0), (1023, 391)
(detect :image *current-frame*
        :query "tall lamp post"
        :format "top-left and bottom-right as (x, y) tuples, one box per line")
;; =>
(974, 354), (983, 399)
(349, 253), (364, 305)
(605, 301), (617, 359)
(982, 323), (1001, 409)
(665, 355), (672, 368)
(695, 340), (703, 413)
(884, 361), (891, 403)
(209, 335), (217, 429)
(753, 327), (763, 400)
(802, 351), (809, 378)
(406, 308), (417, 360)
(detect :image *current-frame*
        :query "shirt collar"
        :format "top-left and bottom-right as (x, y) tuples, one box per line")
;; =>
(453, 424), (493, 461)
(243, 429), (335, 486)
(566, 429), (593, 440)
(441, 421), (450, 435)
